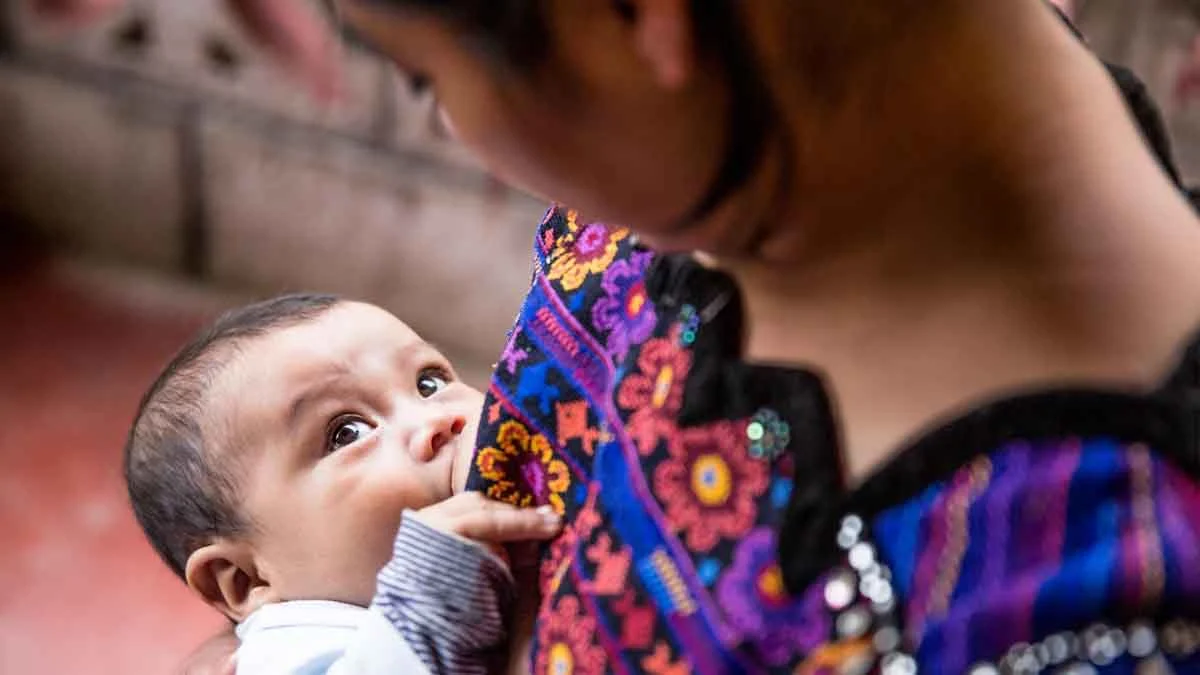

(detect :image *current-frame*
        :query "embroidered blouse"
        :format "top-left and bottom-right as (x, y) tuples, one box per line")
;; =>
(465, 206), (1200, 675)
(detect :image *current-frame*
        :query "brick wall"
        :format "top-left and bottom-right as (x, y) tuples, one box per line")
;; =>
(0, 0), (545, 384)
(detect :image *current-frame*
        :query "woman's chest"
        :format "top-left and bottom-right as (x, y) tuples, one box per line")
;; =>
(467, 210), (1200, 674)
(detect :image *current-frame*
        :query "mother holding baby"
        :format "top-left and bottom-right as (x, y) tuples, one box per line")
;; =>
(36, 0), (1200, 673)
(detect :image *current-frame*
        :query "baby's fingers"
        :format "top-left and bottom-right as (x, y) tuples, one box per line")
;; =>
(454, 504), (562, 543)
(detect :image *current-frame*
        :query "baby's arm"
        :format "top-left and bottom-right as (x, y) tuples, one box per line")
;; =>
(368, 493), (561, 674)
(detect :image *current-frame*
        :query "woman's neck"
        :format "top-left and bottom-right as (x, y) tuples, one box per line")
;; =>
(721, 0), (1200, 481)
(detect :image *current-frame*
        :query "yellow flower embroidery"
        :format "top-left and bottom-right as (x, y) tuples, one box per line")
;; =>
(476, 420), (570, 514)
(547, 210), (629, 292)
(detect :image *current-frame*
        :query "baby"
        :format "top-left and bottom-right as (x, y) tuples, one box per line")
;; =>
(124, 293), (560, 674)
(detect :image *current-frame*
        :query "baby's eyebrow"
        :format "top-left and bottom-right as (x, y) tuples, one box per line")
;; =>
(285, 366), (353, 429)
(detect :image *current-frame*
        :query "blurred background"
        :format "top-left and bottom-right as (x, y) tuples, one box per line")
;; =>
(1, 0), (1200, 672)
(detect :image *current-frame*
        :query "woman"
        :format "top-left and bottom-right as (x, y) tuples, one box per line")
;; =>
(42, 0), (1200, 672)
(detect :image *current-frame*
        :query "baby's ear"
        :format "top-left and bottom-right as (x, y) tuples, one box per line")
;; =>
(185, 540), (275, 623)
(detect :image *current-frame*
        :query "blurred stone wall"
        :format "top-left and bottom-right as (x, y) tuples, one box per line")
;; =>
(1078, 0), (1200, 182)
(5, 0), (1200, 376)
(0, 0), (545, 382)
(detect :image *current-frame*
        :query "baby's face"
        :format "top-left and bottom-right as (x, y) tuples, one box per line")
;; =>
(206, 302), (484, 606)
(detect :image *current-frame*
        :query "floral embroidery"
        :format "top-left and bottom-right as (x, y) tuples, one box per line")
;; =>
(652, 421), (769, 552)
(547, 211), (629, 292)
(616, 336), (692, 454)
(592, 250), (657, 361)
(536, 595), (607, 675)
(475, 420), (571, 514)
(716, 528), (830, 665)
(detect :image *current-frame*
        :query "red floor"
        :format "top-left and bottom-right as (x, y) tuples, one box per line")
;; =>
(0, 251), (228, 673)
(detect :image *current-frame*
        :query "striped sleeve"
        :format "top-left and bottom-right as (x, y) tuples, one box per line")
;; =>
(368, 511), (515, 675)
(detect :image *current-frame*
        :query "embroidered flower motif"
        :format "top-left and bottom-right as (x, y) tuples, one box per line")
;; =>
(716, 527), (831, 665)
(536, 595), (607, 675)
(652, 421), (769, 552)
(616, 337), (692, 454)
(547, 211), (629, 292)
(475, 420), (570, 514)
(592, 250), (657, 361)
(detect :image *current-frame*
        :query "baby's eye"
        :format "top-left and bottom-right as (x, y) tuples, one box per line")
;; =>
(416, 368), (450, 398)
(327, 416), (373, 452)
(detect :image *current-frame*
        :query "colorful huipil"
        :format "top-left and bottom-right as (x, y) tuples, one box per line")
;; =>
(466, 207), (1200, 675)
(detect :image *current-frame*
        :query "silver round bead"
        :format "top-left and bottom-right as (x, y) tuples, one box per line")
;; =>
(841, 514), (864, 536)
(1127, 622), (1157, 659)
(859, 573), (890, 602)
(1032, 643), (1052, 670)
(966, 662), (1000, 675)
(1056, 662), (1098, 675)
(1160, 621), (1195, 655)
(1043, 633), (1072, 665)
(838, 515), (865, 550)
(880, 652), (918, 675)
(848, 542), (876, 571)
(837, 606), (872, 640)
(872, 594), (897, 615)
(869, 581), (895, 608)
(1003, 643), (1040, 675)
(824, 569), (858, 611)
(1083, 624), (1122, 667)
(874, 625), (902, 653)
(836, 530), (859, 550)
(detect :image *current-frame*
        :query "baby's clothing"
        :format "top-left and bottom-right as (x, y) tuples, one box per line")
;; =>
(236, 513), (513, 675)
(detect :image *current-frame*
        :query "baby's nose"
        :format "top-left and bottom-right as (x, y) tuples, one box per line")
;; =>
(411, 415), (466, 463)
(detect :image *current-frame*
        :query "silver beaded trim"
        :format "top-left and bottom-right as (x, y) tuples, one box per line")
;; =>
(825, 514), (917, 675)
(827, 514), (1200, 675)
(968, 619), (1200, 675)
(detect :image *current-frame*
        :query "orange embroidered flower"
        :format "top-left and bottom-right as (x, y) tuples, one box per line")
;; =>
(617, 337), (693, 454)
(475, 420), (570, 514)
(536, 595), (607, 675)
(652, 420), (769, 553)
(546, 210), (629, 292)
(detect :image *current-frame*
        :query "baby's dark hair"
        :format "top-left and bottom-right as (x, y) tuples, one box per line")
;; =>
(124, 293), (342, 580)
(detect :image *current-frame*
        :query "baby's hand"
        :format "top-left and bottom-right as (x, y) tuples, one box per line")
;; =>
(413, 492), (562, 546)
